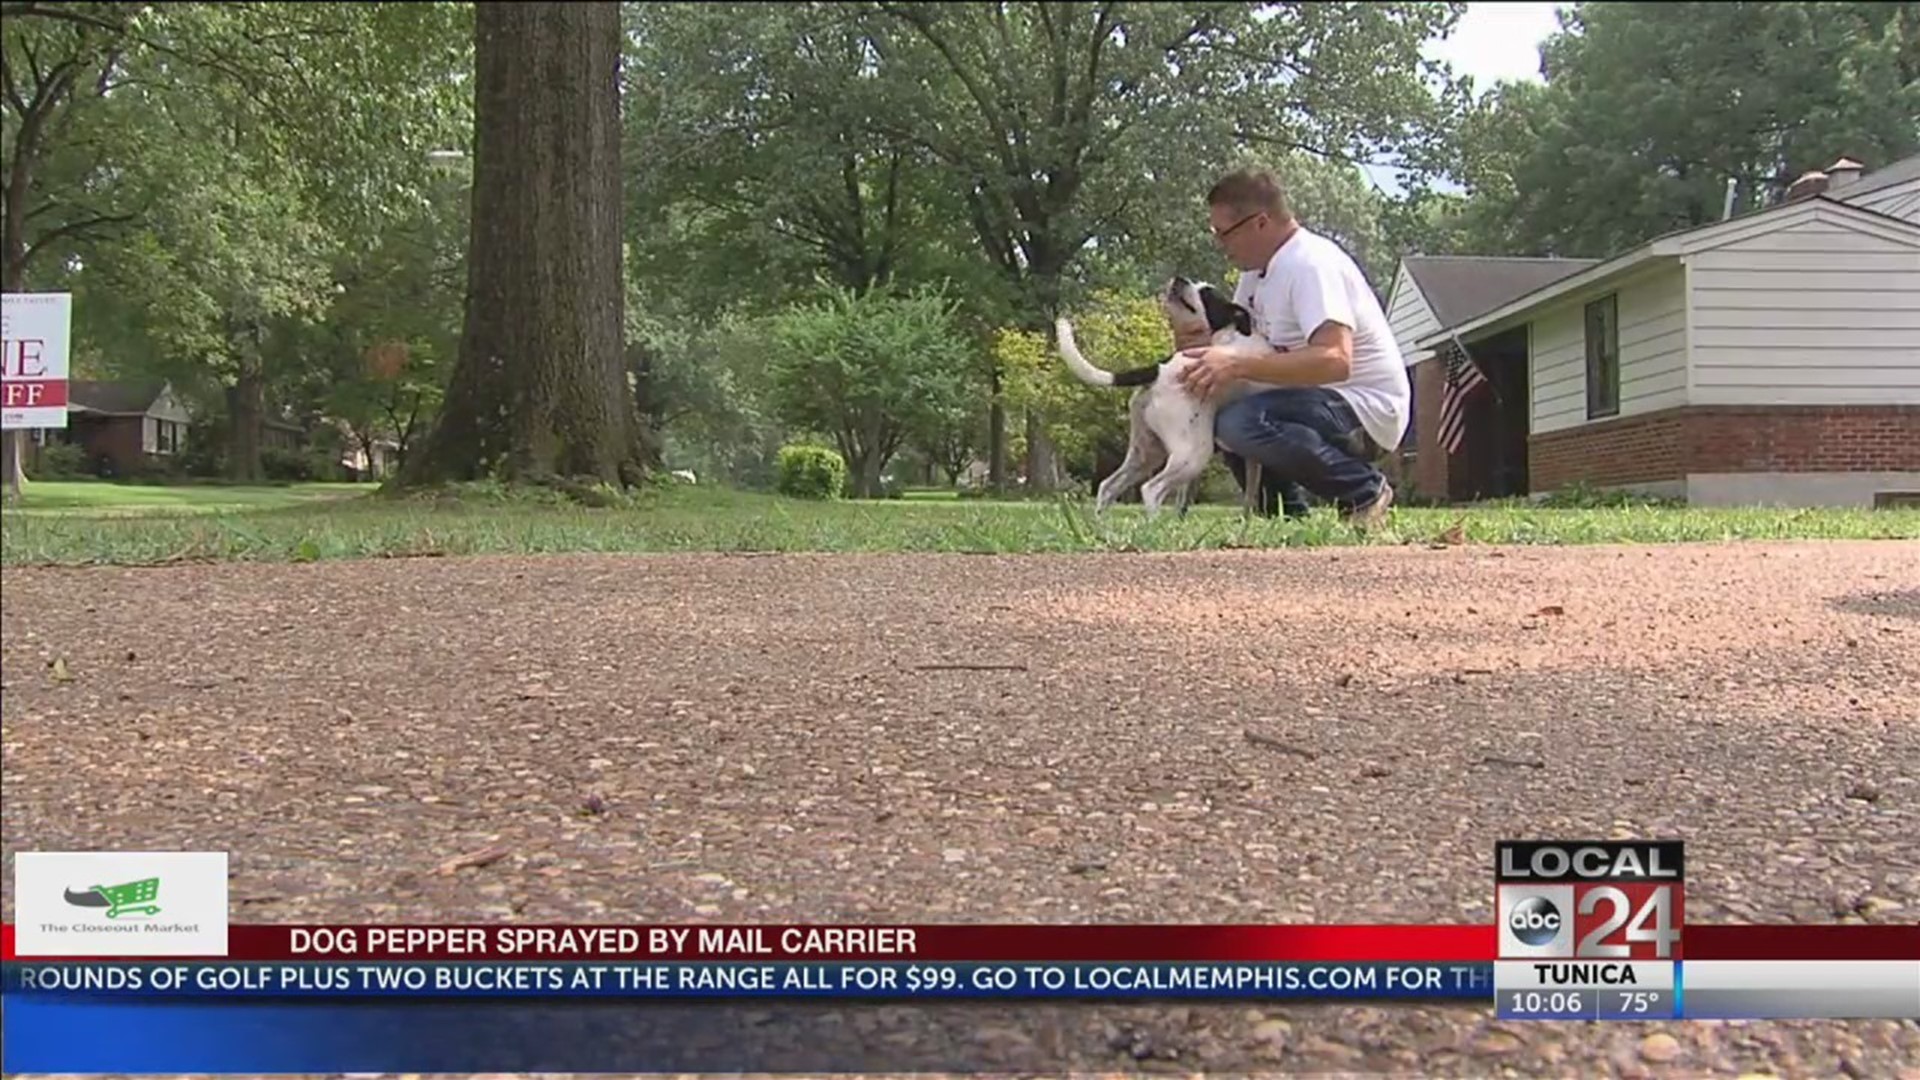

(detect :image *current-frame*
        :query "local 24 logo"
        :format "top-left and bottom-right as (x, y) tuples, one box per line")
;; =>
(1495, 840), (1684, 960)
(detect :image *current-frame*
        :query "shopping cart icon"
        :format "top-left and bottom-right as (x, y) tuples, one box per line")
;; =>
(90, 877), (162, 918)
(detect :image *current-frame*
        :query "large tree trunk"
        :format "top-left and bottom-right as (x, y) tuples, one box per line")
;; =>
(2, 432), (25, 500)
(222, 315), (269, 482)
(987, 384), (1007, 494)
(1024, 410), (1058, 494)
(399, 1), (646, 491)
(1019, 271), (1066, 495)
(5, 210), (30, 499)
(854, 450), (883, 499)
(225, 373), (267, 483)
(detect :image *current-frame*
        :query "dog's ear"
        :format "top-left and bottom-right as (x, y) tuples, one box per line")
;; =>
(1232, 306), (1253, 337)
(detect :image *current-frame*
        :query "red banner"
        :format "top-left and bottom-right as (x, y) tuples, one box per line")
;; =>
(1686, 924), (1918, 961)
(3, 922), (1912, 964)
(0, 378), (67, 409)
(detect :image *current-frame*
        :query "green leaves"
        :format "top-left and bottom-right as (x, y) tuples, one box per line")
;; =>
(623, 1), (1461, 320)
(995, 288), (1166, 469)
(1427, 2), (1920, 258)
(623, 2), (979, 315)
(762, 283), (982, 492)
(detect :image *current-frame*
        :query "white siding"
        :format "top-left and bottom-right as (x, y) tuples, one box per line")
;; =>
(1528, 265), (1689, 435)
(139, 384), (193, 455)
(151, 386), (193, 425)
(1386, 262), (1441, 366)
(1838, 177), (1920, 225)
(1530, 305), (1586, 432)
(1687, 215), (1920, 405)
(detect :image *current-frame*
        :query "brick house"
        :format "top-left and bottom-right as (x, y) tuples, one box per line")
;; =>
(30, 379), (195, 476)
(30, 379), (313, 477)
(1387, 152), (1920, 508)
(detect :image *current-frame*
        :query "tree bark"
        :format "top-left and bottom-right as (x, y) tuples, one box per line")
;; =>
(1024, 409), (1058, 494)
(1019, 269), (1067, 494)
(3, 251), (25, 499)
(223, 316), (267, 481)
(987, 379), (1006, 494)
(2, 431), (24, 500)
(855, 448), (883, 498)
(398, 1), (647, 491)
(4, 214), (32, 498)
(225, 373), (266, 483)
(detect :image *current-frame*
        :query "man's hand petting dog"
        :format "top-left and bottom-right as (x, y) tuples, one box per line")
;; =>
(1177, 342), (1281, 400)
(1174, 346), (1239, 400)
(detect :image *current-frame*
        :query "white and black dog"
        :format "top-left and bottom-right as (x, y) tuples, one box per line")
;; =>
(1055, 277), (1272, 517)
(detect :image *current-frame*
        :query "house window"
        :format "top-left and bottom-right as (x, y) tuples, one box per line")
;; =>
(1584, 294), (1620, 419)
(150, 419), (184, 455)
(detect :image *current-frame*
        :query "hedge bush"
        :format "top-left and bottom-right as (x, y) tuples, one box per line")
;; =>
(34, 443), (92, 479)
(775, 443), (847, 500)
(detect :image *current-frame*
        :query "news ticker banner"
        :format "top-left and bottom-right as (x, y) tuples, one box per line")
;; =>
(5, 926), (1911, 1008)
(3, 843), (1916, 1073)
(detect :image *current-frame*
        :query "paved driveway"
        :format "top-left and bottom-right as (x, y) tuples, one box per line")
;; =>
(3, 541), (1915, 1076)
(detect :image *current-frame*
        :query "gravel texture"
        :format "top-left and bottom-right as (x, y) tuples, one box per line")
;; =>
(3, 540), (1917, 1077)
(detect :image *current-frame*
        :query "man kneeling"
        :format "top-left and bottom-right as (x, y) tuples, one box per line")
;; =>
(1175, 166), (1407, 527)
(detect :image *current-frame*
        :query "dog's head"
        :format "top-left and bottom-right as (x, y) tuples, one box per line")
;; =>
(1163, 276), (1254, 343)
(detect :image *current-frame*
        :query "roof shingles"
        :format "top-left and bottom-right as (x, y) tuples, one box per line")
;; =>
(1402, 256), (1598, 328)
(67, 380), (166, 416)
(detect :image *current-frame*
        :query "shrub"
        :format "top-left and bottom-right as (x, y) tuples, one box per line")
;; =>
(34, 443), (91, 479)
(775, 443), (846, 500)
(261, 447), (337, 482)
(177, 436), (225, 478)
(764, 285), (978, 494)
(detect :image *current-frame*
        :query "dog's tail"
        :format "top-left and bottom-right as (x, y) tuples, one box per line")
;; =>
(1056, 318), (1159, 388)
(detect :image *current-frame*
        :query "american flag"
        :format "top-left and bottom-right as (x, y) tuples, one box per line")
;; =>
(1435, 336), (1488, 455)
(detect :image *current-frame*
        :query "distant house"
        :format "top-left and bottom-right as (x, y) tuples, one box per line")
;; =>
(1388, 152), (1920, 508)
(262, 416), (305, 454)
(336, 422), (402, 480)
(32, 379), (195, 476)
(29, 379), (325, 477)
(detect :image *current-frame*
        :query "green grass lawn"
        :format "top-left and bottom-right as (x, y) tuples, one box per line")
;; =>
(3, 479), (378, 514)
(2, 478), (1916, 567)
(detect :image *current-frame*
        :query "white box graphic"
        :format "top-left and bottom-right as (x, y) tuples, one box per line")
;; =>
(13, 851), (228, 957)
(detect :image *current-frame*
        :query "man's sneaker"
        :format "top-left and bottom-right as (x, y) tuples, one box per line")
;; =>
(1344, 480), (1394, 530)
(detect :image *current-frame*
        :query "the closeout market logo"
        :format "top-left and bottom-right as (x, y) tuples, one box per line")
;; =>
(63, 876), (163, 918)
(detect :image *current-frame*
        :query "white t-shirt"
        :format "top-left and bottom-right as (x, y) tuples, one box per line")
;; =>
(1233, 227), (1410, 453)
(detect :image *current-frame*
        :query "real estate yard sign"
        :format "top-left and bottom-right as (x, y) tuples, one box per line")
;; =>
(2, 292), (73, 430)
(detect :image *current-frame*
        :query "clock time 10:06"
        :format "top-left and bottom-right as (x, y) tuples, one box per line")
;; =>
(1507, 990), (1587, 1016)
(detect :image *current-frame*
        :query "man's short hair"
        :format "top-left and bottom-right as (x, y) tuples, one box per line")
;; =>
(1207, 167), (1292, 222)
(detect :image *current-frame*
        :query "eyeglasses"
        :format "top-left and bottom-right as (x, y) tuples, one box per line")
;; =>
(1210, 211), (1263, 243)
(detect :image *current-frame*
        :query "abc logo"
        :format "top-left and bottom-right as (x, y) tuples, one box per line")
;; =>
(1508, 895), (1563, 946)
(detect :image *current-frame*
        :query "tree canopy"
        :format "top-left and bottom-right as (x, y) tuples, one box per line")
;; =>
(6, 0), (1909, 497)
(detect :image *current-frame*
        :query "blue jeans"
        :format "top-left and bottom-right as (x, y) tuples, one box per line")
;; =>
(1215, 388), (1385, 516)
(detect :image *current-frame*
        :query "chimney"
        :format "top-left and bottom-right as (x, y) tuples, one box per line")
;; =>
(1721, 176), (1738, 220)
(1785, 169), (1829, 202)
(1826, 156), (1865, 190)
